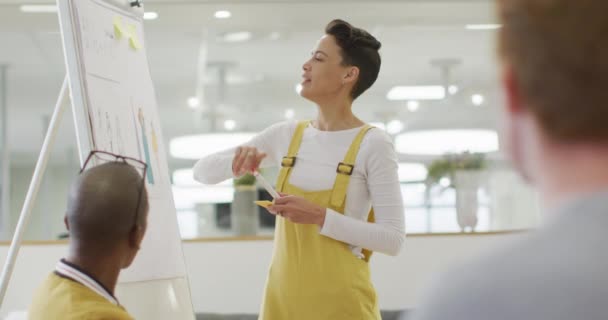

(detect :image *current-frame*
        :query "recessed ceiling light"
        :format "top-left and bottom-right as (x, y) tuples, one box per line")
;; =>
(143, 12), (158, 20)
(386, 120), (405, 135)
(20, 5), (57, 13)
(222, 31), (252, 43)
(466, 24), (502, 30)
(284, 109), (295, 119)
(395, 129), (499, 155)
(387, 86), (445, 101)
(472, 94), (485, 106)
(173, 169), (201, 188)
(224, 120), (236, 131)
(439, 177), (451, 187)
(173, 186), (234, 205)
(170, 133), (256, 159)
(448, 85), (459, 95)
(407, 101), (420, 112)
(269, 32), (281, 41)
(187, 97), (200, 109)
(214, 10), (231, 19)
(370, 122), (386, 131)
(172, 169), (233, 188)
(398, 163), (428, 182)
(203, 73), (263, 85)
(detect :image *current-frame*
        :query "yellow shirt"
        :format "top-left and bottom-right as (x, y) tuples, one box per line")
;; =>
(29, 272), (133, 320)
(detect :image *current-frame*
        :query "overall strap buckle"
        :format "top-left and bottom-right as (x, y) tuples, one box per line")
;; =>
(336, 162), (354, 176)
(281, 156), (297, 168)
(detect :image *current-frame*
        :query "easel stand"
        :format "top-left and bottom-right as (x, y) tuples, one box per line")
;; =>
(0, 76), (69, 306)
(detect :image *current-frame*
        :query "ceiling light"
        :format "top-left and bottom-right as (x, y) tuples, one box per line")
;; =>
(472, 94), (485, 106)
(222, 31), (252, 43)
(269, 32), (281, 41)
(224, 74), (249, 85)
(214, 10), (231, 19)
(439, 177), (451, 188)
(398, 163), (428, 182)
(172, 169), (233, 188)
(143, 12), (158, 20)
(295, 84), (303, 95)
(407, 101), (420, 112)
(448, 85), (459, 95)
(387, 86), (445, 101)
(172, 186), (234, 205)
(173, 169), (199, 187)
(386, 120), (404, 135)
(284, 109), (295, 119)
(466, 24), (502, 30)
(187, 97), (200, 109)
(203, 73), (263, 85)
(20, 5), (57, 13)
(170, 132), (256, 159)
(224, 120), (236, 131)
(395, 129), (499, 155)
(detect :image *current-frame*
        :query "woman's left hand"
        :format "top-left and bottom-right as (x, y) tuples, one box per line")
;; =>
(268, 194), (326, 227)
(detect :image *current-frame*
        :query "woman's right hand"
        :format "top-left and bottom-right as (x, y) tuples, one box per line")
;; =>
(232, 146), (267, 177)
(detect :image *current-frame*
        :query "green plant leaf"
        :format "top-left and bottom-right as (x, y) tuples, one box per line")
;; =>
(426, 152), (486, 187)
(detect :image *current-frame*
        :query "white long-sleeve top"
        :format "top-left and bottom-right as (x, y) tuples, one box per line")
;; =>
(193, 121), (406, 257)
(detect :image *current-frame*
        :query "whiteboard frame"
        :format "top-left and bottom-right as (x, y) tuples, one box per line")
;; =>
(57, 0), (92, 165)
(57, 0), (144, 165)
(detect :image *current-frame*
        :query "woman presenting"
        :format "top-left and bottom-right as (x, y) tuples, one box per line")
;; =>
(194, 19), (405, 320)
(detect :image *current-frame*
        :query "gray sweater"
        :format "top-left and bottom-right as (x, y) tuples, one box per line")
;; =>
(410, 191), (608, 320)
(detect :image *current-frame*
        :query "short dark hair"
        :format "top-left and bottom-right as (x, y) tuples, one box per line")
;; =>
(498, 0), (608, 142)
(325, 19), (382, 100)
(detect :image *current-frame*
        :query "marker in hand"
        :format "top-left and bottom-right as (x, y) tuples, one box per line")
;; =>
(253, 171), (280, 199)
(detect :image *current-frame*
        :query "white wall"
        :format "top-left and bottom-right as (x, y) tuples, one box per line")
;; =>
(0, 232), (524, 317)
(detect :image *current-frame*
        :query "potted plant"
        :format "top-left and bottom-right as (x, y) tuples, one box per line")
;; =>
(231, 172), (259, 236)
(426, 152), (487, 232)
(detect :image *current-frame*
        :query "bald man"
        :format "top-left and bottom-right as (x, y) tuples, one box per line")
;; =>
(29, 162), (149, 320)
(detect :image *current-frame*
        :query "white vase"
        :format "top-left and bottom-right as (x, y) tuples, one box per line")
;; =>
(453, 170), (484, 232)
(231, 185), (259, 236)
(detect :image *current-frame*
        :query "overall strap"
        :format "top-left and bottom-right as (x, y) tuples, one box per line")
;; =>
(329, 125), (374, 209)
(275, 121), (310, 192)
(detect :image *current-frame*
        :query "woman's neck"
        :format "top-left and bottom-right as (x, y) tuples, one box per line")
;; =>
(314, 100), (364, 131)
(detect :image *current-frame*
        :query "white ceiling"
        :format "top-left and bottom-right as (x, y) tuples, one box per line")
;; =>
(0, 0), (504, 167)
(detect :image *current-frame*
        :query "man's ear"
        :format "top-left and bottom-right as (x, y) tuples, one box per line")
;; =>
(128, 225), (146, 250)
(502, 63), (524, 115)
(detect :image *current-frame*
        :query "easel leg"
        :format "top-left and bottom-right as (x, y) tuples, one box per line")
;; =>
(0, 65), (9, 240)
(0, 76), (69, 306)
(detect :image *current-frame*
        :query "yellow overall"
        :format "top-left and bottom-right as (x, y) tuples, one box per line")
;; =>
(259, 121), (380, 320)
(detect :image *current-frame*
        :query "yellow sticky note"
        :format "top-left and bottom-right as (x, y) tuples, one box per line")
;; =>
(126, 24), (141, 50)
(113, 16), (124, 40)
(254, 200), (273, 209)
(129, 36), (141, 50)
